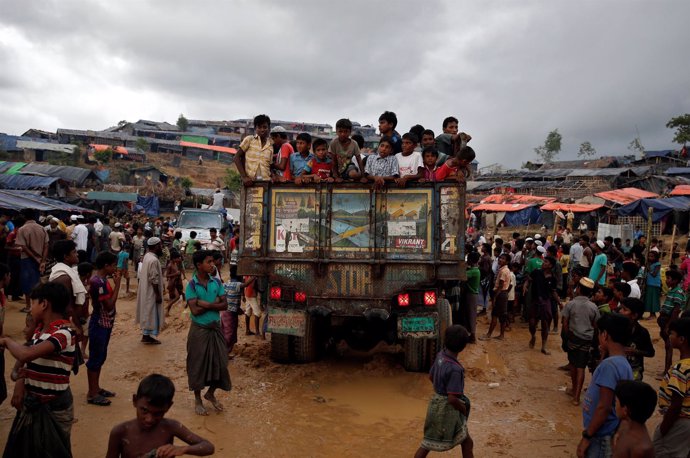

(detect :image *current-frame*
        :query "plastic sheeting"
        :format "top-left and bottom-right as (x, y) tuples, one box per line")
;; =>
(617, 196), (690, 222)
(0, 190), (93, 213)
(135, 195), (160, 217)
(0, 175), (59, 190)
(594, 188), (658, 205)
(503, 206), (542, 227)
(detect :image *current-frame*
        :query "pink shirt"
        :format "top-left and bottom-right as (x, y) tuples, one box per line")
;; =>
(681, 256), (690, 290)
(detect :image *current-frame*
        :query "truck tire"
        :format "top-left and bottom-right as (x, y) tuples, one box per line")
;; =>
(270, 333), (293, 363)
(403, 337), (427, 372)
(292, 314), (318, 363)
(436, 298), (453, 354)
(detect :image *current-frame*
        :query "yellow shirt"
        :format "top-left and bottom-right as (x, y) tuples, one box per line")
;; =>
(239, 135), (273, 180)
(658, 358), (690, 418)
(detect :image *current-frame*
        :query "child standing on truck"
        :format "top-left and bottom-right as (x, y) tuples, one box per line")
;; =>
(289, 133), (314, 179)
(415, 325), (474, 458)
(329, 118), (363, 180)
(394, 133), (424, 187)
(296, 138), (335, 184)
(361, 137), (399, 189)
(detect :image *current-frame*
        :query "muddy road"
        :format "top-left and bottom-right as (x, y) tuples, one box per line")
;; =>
(0, 279), (668, 457)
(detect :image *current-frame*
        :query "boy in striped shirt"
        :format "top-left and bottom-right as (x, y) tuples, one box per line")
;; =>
(654, 317), (690, 458)
(0, 282), (76, 457)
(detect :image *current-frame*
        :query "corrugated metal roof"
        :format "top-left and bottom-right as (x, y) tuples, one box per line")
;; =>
(19, 163), (99, 185)
(644, 150), (674, 158)
(0, 190), (94, 212)
(665, 167), (690, 175)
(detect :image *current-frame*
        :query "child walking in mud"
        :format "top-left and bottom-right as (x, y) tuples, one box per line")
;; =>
(106, 374), (214, 457)
(415, 325), (474, 458)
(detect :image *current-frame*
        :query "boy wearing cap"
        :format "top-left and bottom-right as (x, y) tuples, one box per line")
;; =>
(562, 278), (599, 405)
(589, 240), (608, 286)
(270, 126), (294, 181)
(136, 237), (165, 344)
(109, 223), (125, 255)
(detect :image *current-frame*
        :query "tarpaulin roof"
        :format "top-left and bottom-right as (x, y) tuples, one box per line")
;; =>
(540, 203), (605, 212)
(180, 141), (237, 154)
(617, 196), (690, 223)
(473, 203), (535, 212)
(0, 174), (60, 190)
(670, 185), (690, 196)
(665, 167), (690, 176)
(18, 163), (100, 185)
(86, 191), (138, 202)
(3, 162), (28, 175)
(0, 190), (94, 213)
(594, 188), (658, 205)
(15, 140), (76, 154)
(90, 144), (129, 155)
(480, 194), (556, 205)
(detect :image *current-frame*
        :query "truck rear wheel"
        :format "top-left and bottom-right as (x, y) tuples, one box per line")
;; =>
(403, 337), (428, 372)
(270, 333), (293, 363)
(292, 314), (318, 363)
(435, 298), (453, 354)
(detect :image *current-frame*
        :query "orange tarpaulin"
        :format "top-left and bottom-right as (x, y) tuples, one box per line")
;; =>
(670, 185), (690, 196)
(473, 203), (534, 212)
(540, 203), (604, 212)
(90, 144), (128, 155)
(594, 188), (658, 205)
(180, 141), (237, 154)
(480, 194), (556, 205)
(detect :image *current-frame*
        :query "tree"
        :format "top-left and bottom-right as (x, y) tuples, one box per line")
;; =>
(135, 137), (149, 153)
(224, 169), (242, 191)
(628, 137), (645, 156)
(666, 114), (690, 146)
(94, 148), (113, 163)
(534, 129), (562, 163)
(177, 113), (189, 131)
(578, 141), (596, 158)
(180, 177), (193, 189)
(117, 120), (129, 127)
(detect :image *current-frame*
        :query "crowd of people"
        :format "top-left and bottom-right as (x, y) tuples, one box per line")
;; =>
(451, 223), (690, 457)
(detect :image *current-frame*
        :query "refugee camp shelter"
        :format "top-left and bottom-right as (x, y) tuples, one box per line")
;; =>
(0, 189), (93, 214)
(594, 188), (659, 206)
(617, 196), (690, 234)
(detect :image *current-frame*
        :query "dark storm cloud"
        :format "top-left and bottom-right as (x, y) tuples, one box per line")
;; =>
(1, 0), (689, 167)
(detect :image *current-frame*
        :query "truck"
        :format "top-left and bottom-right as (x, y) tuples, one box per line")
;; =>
(174, 208), (229, 249)
(237, 181), (466, 371)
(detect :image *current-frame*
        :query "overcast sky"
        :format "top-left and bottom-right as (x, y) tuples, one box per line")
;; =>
(1, 0), (689, 168)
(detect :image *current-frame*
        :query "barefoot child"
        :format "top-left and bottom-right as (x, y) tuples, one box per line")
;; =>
(77, 262), (94, 359)
(117, 241), (131, 294)
(106, 374), (214, 458)
(221, 266), (245, 357)
(653, 317), (690, 458)
(658, 269), (684, 379)
(415, 325), (473, 458)
(618, 298), (655, 381)
(242, 275), (264, 338)
(186, 250), (231, 415)
(612, 380), (656, 458)
(0, 282), (76, 457)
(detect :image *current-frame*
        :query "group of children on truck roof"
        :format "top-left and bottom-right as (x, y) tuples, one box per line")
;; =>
(234, 112), (476, 189)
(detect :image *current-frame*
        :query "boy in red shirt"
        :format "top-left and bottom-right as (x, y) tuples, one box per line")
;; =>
(296, 138), (335, 184)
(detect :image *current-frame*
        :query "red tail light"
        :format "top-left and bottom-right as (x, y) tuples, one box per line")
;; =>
(397, 293), (410, 307)
(270, 287), (282, 300)
(424, 291), (437, 306)
(294, 291), (307, 303)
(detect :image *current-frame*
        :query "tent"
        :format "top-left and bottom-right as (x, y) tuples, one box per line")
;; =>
(0, 174), (60, 190)
(0, 190), (94, 213)
(670, 185), (690, 196)
(540, 203), (604, 212)
(594, 188), (658, 206)
(472, 203), (542, 227)
(617, 196), (690, 222)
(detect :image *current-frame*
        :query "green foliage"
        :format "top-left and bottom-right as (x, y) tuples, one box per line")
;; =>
(629, 137), (645, 156)
(180, 177), (193, 189)
(94, 148), (113, 163)
(224, 169), (242, 191)
(135, 137), (149, 152)
(177, 114), (189, 132)
(578, 141), (596, 158)
(534, 129), (562, 163)
(117, 120), (129, 127)
(666, 114), (690, 145)
(47, 151), (79, 166)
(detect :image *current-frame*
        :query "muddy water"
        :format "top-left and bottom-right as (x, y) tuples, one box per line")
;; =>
(0, 281), (668, 457)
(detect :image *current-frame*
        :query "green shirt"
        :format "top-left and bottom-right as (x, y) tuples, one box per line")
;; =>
(185, 273), (223, 326)
(185, 238), (197, 254)
(661, 286), (685, 316)
(465, 266), (480, 294)
(525, 257), (543, 274)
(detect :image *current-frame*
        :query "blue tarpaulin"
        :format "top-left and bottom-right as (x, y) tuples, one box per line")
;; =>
(0, 174), (59, 190)
(503, 206), (543, 226)
(617, 196), (690, 222)
(135, 195), (160, 216)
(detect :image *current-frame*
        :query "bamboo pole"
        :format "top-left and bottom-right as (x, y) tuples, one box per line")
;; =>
(668, 224), (677, 268)
(643, 207), (654, 261)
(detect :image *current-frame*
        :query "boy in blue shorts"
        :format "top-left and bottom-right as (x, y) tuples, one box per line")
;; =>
(578, 313), (633, 458)
(186, 250), (231, 415)
(415, 325), (474, 458)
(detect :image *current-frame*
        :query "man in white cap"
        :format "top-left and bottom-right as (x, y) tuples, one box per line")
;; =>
(270, 125), (294, 181)
(589, 240), (608, 286)
(136, 237), (164, 344)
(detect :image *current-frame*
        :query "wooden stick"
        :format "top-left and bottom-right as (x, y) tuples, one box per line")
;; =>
(668, 224), (677, 268)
